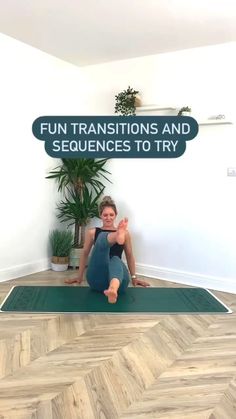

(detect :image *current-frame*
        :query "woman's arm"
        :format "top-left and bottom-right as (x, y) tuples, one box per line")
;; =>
(124, 232), (150, 287)
(124, 231), (136, 276)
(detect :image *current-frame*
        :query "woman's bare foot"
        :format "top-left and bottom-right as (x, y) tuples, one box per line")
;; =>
(116, 217), (128, 244)
(104, 278), (120, 303)
(104, 287), (118, 304)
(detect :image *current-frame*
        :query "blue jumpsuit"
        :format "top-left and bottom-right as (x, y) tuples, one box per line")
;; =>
(86, 228), (130, 293)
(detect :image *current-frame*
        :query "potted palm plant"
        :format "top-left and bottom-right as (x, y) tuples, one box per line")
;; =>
(47, 158), (111, 267)
(49, 229), (74, 271)
(57, 186), (104, 267)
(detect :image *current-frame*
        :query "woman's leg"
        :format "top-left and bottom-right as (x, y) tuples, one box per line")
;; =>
(104, 256), (130, 303)
(87, 218), (128, 295)
(119, 262), (130, 293)
(86, 232), (112, 291)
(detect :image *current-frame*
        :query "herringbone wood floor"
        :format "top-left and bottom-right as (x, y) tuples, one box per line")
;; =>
(0, 271), (235, 419)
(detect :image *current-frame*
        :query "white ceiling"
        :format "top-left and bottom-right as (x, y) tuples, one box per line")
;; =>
(0, 0), (236, 67)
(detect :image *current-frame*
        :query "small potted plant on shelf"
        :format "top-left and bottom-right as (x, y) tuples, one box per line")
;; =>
(49, 229), (74, 271)
(115, 86), (141, 116)
(178, 106), (191, 116)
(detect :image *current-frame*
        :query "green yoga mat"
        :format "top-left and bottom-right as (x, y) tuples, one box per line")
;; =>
(0, 286), (231, 313)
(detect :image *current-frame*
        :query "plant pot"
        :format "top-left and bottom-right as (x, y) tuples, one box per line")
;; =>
(134, 95), (142, 107)
(181, 111), (191, 116)
(51, 256), (69, 272)
(69, 248), (84, 268)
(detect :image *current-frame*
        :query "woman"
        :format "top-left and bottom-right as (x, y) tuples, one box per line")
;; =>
(65, 196), (150, 303)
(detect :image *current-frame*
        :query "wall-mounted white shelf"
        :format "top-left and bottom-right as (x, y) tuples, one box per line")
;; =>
(136, 105), (177, 112)
(198, 120), (233, 126)
(136, 105), (234, 125)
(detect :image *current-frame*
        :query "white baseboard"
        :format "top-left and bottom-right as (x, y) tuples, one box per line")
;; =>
(1, 260), (235, 295)
(0, 259), (50, 282)
(136, 263), (236, 295)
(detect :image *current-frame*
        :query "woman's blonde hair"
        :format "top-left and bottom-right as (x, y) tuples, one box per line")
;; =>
(99, 196), (117, 215)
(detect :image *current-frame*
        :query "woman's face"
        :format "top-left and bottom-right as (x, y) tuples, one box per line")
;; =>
(101, 206), (117, 228)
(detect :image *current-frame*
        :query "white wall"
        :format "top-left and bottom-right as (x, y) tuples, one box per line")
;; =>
(1, 35), (235, 293)
(84, 42), (236, 293)
(0, 34), (87, 281)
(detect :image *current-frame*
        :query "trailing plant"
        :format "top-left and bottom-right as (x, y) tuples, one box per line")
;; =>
(115, 86), (139, 116)
(49, 229), (74, 257)
(178, 106), (191, 116)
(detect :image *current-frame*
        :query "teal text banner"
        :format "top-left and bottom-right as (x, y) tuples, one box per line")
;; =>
(32, 115), (199, 158)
